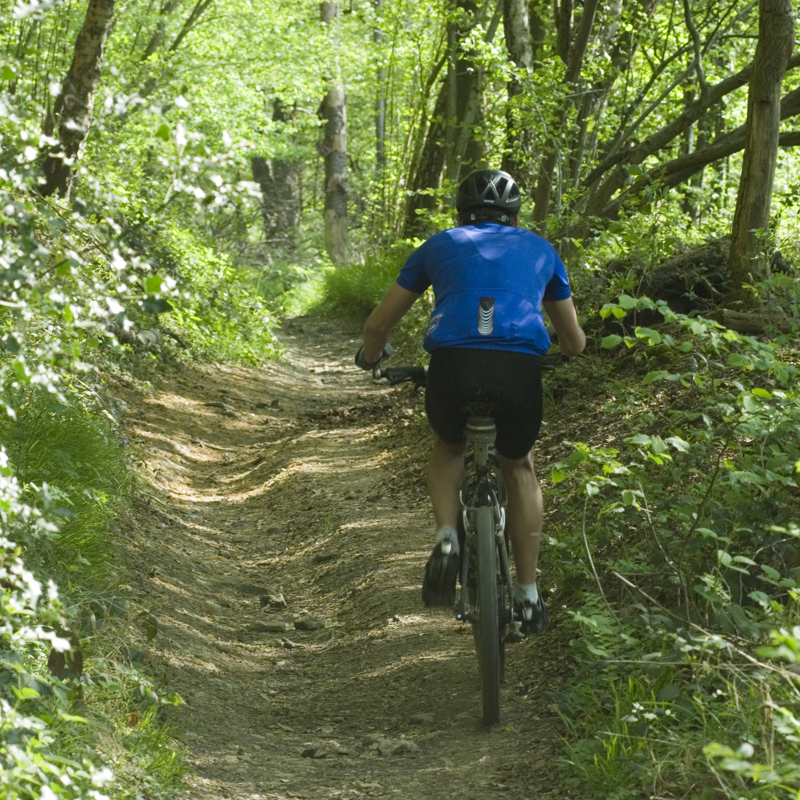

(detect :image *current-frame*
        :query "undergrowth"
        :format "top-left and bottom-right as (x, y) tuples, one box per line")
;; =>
(0, 390), (187, 799)
(545, 296), (800, 800)
(2, 93), (191, 800)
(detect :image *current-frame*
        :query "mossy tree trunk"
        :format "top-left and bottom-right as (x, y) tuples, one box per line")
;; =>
(728, 0), (795, 294)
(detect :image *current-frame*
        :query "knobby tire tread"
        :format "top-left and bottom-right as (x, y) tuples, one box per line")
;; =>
(475, 504), (501, 726)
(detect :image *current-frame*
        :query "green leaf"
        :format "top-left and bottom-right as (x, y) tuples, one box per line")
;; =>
(601, 334), (623, 348)
(0, 65), (15, 82)
(643, 370), (671, 384)
(145, 275), (165, 293)
(693, 584), (725, 605)
(155, 122), (171, 141)
(666, 436), (690, 452)
(751, 387), (772, 399)
(727, 353), (750, 368)
(550, 468), (568, 484)
(656, 685), (681, 701)
(143, 297), (173, 314)
(635, 327), (662, 344)
(617, 294), (637, 309)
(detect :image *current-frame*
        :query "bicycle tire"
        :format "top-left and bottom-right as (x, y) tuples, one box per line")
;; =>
(474, 504), (501, 726)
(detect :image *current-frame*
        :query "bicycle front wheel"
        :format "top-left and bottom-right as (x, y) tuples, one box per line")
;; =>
(474, 504), (501, 726)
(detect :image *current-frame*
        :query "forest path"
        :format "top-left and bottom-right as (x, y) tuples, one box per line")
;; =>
(119, 316), (572, 800)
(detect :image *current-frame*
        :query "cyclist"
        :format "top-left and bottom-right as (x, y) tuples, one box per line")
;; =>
(355, 169), (585, 635)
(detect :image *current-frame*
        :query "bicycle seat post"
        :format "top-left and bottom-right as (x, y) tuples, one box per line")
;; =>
(465, 416), (496, 467)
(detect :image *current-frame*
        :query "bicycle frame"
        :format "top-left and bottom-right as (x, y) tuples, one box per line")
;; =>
(455, 417), (514, 629)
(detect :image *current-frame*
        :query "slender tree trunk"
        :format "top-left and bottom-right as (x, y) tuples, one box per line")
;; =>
(374, 0), (387, 219)
(319, 2), (348, 265)
(532, 0), (600, 228)
(141, 0), (182, 60)
(40, 0), (116, 198)
(501, 0), (534, 177)
(729, 0), (794, 292)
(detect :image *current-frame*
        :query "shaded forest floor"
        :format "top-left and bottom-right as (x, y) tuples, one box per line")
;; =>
(115, 316), (581, 800)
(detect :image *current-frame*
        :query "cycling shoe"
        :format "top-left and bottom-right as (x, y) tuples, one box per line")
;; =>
(514, 593), (549, 635)
(422, 542), (459, 607)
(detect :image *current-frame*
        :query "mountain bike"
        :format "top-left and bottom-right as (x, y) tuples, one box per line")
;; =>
(373, 352), (565, 726)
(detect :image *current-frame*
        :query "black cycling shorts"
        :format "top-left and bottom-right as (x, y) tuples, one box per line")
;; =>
(425, 348), (543, 460)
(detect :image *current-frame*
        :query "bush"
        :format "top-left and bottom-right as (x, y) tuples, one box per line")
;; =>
(547, 297), (800, 800)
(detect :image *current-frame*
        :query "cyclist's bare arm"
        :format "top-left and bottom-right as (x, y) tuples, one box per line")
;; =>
(543, 297), (586, 357)
(363, 282), (421, 363)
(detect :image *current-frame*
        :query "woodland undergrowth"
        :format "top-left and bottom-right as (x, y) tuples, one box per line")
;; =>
(0, 90), (282, 798)
(539, 296), (800, 800)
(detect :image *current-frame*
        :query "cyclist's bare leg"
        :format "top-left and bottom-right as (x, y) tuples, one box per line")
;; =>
(498, 448), (543, 585)
(427, 435), (466, 531)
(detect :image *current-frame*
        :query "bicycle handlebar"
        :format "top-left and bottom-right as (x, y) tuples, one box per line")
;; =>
(372, 365), (428, 386)
(372, 352), (568, 387)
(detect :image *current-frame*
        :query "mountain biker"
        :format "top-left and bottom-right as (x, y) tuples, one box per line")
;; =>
(355, 169), (586, 635)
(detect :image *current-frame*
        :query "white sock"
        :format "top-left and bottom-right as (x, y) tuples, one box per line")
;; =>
(436, 525), (459, 556)
(515, 582), (539, 604)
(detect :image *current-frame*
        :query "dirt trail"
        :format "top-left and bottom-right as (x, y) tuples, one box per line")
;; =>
(118, 316), (573, 800)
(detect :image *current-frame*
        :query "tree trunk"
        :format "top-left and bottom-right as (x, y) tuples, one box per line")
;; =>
(250, 158), (303, 248)
(501, 0), (534, 177)
(403, 0), (500, 236)
(40, 0), (116, 198)
(728, 0), (795, 293)
(374, 0), (387, 219)
(319, 2), (348, 265)
(532, 0), (601, 228)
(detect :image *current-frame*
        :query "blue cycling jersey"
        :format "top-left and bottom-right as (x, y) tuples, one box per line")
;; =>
(396, 222), (572, 356)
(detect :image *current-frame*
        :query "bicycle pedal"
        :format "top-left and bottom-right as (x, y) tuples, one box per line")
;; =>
(507, 622), (524, 643)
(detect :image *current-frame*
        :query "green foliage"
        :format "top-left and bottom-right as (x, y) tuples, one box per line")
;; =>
(286, 241), (419, 316)
(1, 44), (194, 800)
(0, 387), (128, 587)
(0, 456), (185, 800)
(546, 297), (800, 800)
(144, 224), (280, 364)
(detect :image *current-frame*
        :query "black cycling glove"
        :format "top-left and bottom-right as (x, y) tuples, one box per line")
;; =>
(355, 344), (393, 370)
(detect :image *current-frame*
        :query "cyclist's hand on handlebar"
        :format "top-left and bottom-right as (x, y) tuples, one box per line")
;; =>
(355, 343), (394, 370)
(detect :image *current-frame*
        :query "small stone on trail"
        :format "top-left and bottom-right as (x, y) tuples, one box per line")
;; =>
(280, 637), (304, 649)
(260, 592), (288, 609)
(248, 622), (289, 633)
(373, 738), (419, 757)
(301, 746), (329, 759)
(294, 617), (325, 631)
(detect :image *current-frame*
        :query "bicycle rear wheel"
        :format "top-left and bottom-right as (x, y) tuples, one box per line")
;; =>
(474, 504), (501, 726)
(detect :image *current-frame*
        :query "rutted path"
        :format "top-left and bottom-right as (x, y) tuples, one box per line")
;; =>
(117, 316), (573, 800)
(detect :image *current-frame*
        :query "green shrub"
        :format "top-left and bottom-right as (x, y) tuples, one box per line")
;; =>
(284, 241), (419, 316)
(548, 297), (800, 800)
(0, 388), (128, 588)
(132, 224), (281, 364)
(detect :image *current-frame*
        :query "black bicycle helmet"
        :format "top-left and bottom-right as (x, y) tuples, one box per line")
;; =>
(455, 169), (521, 220)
